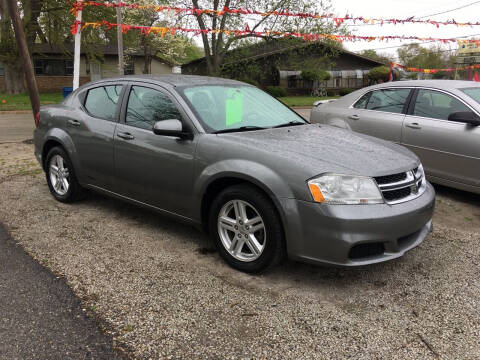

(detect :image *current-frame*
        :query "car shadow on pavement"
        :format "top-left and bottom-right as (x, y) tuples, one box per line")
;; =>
(77, 189), (416, 298)
(433, 183), (480, 205)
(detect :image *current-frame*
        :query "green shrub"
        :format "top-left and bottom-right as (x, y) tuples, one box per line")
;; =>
(326, 89), (336, 97)
(301, 69), (331, 81)
(339, 88), (355, 96)
(266, 86), (287, 98)
(367, 66), (391, 83)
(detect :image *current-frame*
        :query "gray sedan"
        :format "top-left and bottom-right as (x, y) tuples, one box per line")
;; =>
(311, 80), (480, 194)
(34, 75), (434, 272)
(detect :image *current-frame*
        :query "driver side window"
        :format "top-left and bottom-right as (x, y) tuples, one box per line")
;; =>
(413, 89), (470, 121)
(125, 86), (182, 130)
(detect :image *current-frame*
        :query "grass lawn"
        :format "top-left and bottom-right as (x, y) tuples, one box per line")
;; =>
(279, 96), (339, 107)
(0, 92), (63, 111)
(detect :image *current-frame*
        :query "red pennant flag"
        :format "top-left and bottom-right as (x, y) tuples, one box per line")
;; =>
(474, 72), (480, 82)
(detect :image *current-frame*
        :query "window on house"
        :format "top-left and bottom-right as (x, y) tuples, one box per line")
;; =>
(287, 75), (297, 88)
(0, 63), (4, 76)
(34, 59), (74, 76)
(124, 61), (134, 75)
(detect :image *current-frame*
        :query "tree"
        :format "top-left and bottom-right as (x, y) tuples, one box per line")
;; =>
(175, 0), (340, 75)
(397, 43), (452, 69)
(0, 0), (45, 94)
(358, 49), (392, 65)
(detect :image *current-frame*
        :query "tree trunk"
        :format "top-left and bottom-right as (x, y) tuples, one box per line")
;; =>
(3, 62), (26, 94)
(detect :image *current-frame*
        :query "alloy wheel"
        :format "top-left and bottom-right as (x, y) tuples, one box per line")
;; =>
(49, 154), (70, 196)
(217, 199), (266, 262)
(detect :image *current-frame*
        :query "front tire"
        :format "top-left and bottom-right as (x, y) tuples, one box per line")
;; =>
(45, 146), (85, 203)
(209, 184), (285, 273)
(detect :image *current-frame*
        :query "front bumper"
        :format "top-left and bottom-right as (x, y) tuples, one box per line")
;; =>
(281, 182), (435, 266)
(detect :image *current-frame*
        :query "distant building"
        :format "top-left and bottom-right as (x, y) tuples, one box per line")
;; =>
(0, 44), (175, 92)
(182, 40), (384, 95)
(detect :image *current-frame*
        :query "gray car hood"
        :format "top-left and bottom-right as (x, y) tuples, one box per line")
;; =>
(222, 124), (418, 177)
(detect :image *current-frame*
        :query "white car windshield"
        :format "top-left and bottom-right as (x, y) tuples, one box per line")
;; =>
(461, 87), (480, 104)
(179, 85), (306, 133)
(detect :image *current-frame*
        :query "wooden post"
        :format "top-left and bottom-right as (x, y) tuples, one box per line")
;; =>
(116, 1), (124, 75)
(73, 0), (83, 90)
(6, 0), (40, 121)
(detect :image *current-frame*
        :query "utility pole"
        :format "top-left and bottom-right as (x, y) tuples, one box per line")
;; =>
(6, 0), (40, 121)
(116, 1), (124, 75)
(73, 0), (83, 90)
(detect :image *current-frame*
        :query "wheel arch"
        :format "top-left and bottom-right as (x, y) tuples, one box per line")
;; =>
(41, 128), (84, 183)
(197, 167), (292, 239)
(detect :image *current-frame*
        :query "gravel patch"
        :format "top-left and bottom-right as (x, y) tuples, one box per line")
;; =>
(0, 142), (479, 359)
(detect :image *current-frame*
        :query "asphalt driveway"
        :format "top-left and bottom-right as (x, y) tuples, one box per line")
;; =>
(0, 223), (122, 359)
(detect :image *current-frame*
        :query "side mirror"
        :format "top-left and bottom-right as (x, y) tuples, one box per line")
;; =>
(448, 111), (480, 126)
(153, 119), (193, 140)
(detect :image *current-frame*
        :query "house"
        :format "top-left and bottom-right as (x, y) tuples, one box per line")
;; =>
(0, 44), (176, 92)
(182, 40), (384, 95)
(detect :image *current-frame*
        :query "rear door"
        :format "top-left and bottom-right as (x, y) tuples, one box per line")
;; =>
(67, 83), (125, 189)
(402, 88), (480, 186)
(344, 88), (412, 142)
(113, 83), (197, 217)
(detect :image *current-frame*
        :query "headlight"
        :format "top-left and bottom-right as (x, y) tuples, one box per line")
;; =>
(308, 174), (384, 205)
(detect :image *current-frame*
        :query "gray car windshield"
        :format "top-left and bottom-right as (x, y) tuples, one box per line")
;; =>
(180, 85), (306, 133)
(461, 87), (480, 104)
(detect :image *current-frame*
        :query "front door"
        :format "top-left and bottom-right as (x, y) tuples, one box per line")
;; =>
(67, 84), (124, 189)
(114, 84), (197, 217)
(346, 88), (412, 142)
(402, 88), (480, 186)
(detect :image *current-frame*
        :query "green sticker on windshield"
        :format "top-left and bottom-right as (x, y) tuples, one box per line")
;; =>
(225, 89), (243, 126)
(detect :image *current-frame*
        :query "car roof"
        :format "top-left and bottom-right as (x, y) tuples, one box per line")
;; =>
(86, 74), (245, 88)
(372, 79), (480, 90)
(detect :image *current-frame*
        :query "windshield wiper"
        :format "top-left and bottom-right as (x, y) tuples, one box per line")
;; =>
(271, 121), (307, 129)
(212, 126), (267, 134)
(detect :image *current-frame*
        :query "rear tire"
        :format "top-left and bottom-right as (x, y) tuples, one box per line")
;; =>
(45, 146), (85, 203)
(209, 184), (285, 273)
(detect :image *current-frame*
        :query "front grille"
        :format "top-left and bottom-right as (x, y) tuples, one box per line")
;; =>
(374, 172), (407, 185)
(383, 187), (412, 201)
(349, 242), (385, 260)
(374, 168), (424, 204)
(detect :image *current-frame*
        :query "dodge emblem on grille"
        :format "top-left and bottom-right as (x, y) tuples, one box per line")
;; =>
(410, 183), (418, 194)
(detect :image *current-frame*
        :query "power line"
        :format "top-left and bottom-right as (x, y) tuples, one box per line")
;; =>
(347, 0), (480, 27)
(417, 0), (480, 18)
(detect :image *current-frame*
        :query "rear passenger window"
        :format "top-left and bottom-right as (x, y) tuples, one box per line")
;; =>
(413, 89), (470, 121)
(84, 85), (123, 120)
(365, 89), (410, 114)
(353, 92), (370, 109)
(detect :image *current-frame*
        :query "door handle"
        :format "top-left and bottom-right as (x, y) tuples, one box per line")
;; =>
(67, 119), (81, 126)
(406, 122), (422, 130)
(348, 115), (360, 120)
(117, 132), (135, 140)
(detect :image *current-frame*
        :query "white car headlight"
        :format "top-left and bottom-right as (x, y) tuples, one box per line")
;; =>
(308, 174), (384, 205)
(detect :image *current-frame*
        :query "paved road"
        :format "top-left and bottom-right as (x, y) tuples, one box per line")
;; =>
(0, 107), (311, 144)
(0, 223), (121, 359)
(0, 113), (35, 143)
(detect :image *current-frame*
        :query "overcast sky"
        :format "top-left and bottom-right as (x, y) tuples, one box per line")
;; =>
(332, 0), (480, 59)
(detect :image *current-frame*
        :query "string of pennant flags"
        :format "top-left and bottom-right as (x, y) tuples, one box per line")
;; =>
(71, 20), (480, 45)
(390, 62), (480, 74)
(70, 1), (480, 28)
